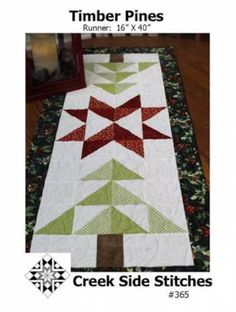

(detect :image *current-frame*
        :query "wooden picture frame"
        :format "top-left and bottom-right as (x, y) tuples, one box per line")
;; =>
(26, 34), (86, 101)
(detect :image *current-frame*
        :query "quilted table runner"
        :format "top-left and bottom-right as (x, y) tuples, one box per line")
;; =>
(30, 52), (195, 268)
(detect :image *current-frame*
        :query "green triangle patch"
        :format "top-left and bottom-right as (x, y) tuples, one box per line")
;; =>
(35, 208), (74, 235)
(95, 83), (117, 94)
(75, 208), (112, 235)
(148, 206), (185, 233)
(85, 63), (95, 72)
(98, 62), (134, 72)
(97, 72), (116, 82)
(75, 206), (146, 235)
(82, 159), (143, 181)
(78, 181), (143, 205)
(97, 71), (136, 82)
(78, 182), (113, 205)
(111, 206), (146, 234)
(138, 62), (157, 72)
(82, 160), (113, 180)
(115, 72), (136, 82)
(111, 181), (143, 205)
(94, 83), (136, 94)
(114, 83), (136, 94)
(112, 159), (143, 180)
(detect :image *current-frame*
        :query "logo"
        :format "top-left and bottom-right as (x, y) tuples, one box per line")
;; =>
(25, 254), (70, 297)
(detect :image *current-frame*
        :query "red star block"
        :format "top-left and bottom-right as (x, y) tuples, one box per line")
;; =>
(58, 95), (171, 158)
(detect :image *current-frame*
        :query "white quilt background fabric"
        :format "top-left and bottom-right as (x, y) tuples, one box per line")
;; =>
(31, 53), (193, 268)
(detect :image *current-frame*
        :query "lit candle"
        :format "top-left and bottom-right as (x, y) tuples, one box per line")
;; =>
(31, 34), (59, 73)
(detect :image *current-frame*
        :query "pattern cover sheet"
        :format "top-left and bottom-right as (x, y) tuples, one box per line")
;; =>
(30, 53), (193, 268)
